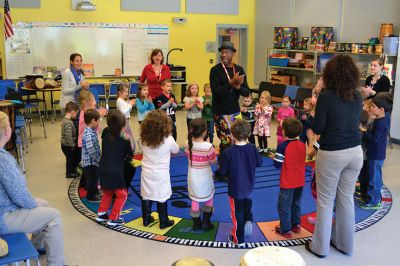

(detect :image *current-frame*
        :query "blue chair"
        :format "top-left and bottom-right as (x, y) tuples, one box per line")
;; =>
(0, 80), (16, 100)
(106, 82), (120, 108)
(88, 86), (100, 106)
(294, 87), (313, 111)
(89, 83), (106, 106)
(0, 233), (40, 266)
(129, 82), (139, 97)
(284, 85), (300, 102)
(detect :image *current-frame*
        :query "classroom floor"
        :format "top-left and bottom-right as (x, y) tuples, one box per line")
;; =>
(22, 110), (400, 266)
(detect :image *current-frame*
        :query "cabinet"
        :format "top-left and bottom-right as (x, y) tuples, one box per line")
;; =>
(266, 48), (397, 88)
(169, 65), (187, 103)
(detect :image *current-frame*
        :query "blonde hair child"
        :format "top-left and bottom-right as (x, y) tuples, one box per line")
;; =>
(117, 83), (136, 150)
(253, 91), (273, 151)
(183, 83), (204, 130)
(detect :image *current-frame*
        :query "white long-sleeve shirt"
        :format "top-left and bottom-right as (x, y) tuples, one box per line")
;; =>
(117, 98), (133, 119)
(60, 68), (83, 109)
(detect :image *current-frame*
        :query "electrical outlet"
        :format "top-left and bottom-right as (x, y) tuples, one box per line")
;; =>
(209, 59), (214, 64)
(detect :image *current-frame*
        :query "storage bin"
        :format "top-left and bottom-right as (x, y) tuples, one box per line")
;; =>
(269, 58), (289, 67)
(384, 36), (399, 56)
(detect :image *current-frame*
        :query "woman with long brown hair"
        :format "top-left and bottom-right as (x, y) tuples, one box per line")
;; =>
(139, 48), (171, 100)
(305, 55), (363, 258)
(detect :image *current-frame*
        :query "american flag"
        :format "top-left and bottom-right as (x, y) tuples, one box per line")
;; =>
(4, 0), (13, 39)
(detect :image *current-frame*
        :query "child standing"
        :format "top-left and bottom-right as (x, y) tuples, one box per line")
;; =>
(218, 120), (263, 246)
(136, 83), (155, 124)
(202, 84), (214, 143)
(81, 109), (102, 202)
(140, 110), (180, 228)
(241, 95), (256, 145)
(154, 79), (178, 140)
(116, 83), (136, 150)
(185, 118), (217, 231)
(359, 96), (391, 209)
(253, 91), (273, 151)
(61, 101), (79, 178)
(96, 109), (134, 226)
(183, 83), (204, 130)
(276, 96), (295, 145)
(298, 98), (315, 143)
(274, 118), (306, 238)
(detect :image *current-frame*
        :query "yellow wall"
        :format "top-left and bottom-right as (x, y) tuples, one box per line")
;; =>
(1, 0), (255, 91)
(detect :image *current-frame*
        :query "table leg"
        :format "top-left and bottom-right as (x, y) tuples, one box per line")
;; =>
(42, 91), (49, 120)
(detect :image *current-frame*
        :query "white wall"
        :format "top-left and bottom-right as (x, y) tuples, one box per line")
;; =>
(254, 0), (400, 84)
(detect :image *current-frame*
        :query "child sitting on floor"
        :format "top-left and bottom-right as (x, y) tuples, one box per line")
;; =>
(140, 110), (180, 228)
(274, 118), (306, 238)
(185, 118), (216, 231)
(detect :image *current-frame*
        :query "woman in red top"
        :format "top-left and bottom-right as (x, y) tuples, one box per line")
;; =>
(140, 49), (171, 100)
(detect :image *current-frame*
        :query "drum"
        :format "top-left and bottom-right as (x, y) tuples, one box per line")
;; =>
(171, 257), (214, 266)
(380, 23), (393, 43)
(240, 246), (305, 266)
(0, 100), (15, 151)
(29, 78), (45, 90)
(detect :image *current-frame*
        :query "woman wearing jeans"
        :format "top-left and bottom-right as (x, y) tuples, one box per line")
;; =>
(305, 55), (363, 258)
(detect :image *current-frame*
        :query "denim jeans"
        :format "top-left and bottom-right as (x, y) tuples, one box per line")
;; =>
(83, 165), (99, 200)
(367, 159), (384, 205)
(277, 187), (303, 233)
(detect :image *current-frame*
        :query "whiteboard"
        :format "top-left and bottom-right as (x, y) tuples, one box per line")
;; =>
(5, 22), (169, 79)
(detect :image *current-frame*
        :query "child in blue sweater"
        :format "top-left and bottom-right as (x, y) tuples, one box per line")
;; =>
(359, 95), (392, 209)
(218, 119), (263, 246)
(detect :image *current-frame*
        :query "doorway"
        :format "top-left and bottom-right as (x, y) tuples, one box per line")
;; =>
(216, 24), (248, 72)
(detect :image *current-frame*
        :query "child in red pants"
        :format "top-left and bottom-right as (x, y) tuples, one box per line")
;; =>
(96, 109), (134, 226)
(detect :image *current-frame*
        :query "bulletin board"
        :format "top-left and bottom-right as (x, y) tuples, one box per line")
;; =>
(4, 22), (169, 79)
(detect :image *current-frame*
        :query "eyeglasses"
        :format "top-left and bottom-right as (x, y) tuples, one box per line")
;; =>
(220, 50), (233, 55)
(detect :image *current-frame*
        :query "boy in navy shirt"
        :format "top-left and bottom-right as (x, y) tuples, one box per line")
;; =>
(274, 118), (306, 238)
(218, 120), (263, 246)
(359, 95), (392, 209)
(154, 79), (178, 140)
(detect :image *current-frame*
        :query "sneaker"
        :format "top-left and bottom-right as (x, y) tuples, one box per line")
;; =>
(307, 216), (316, 225)
(359, 202), (381, 210)
(87, 194), (102, 203)
(107, 217), (125, 226)
(227, 235), (246, 247)
(95, 212), (108, 222)
(275, 225), (293, 238)
(244, 221), (253, 236)
(291, 224), (301, 234)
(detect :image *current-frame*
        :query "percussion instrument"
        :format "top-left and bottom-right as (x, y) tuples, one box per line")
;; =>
(172, 257), (214, 266)
(380, 23), (393, 44)
(240, 246), (305, 266)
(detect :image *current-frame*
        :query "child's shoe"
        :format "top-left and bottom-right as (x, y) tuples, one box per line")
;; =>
(291, 224), (301, 234)
(87, 194), (102, 203)
(244, 221), (253, 236)
(107, 217), (125, 226)
(192, 217), (202, 231)
(95, 212), (108, 223)
(307, 216), (316, 225)
(275, 225), (293, 238)
(228, 235), (246, 247)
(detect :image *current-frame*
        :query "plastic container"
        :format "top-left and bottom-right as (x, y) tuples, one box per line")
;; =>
(269, 58), (289, 67)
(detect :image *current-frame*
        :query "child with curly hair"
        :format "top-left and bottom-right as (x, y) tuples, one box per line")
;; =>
(140, 110), (180, 229)
(253, 91), (273, 151)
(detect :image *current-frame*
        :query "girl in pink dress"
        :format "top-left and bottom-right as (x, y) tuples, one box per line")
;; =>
(253, 91), (273, 151)
(276, 95), (295, 144)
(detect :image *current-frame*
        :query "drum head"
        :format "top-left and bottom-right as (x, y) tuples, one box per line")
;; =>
(242, 246), (305, 266)
(172, 257), (214, 266)
(35, 78), (45, 89)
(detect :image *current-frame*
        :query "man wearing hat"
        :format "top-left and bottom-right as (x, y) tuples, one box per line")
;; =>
(210, 41), (250, 153)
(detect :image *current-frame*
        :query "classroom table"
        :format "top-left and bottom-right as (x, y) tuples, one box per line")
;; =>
(21, 86), (61, 119)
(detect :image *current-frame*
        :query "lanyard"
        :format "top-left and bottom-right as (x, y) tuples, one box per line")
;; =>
(153, 64), (163, 80)
(221, 63), (236, 81)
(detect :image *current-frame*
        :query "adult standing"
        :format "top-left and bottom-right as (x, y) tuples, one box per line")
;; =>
(140, 49), (171, 100)
(305, 55), (363, 258)
(60, 53), (89, 114)
(209, 41), (249, 152)
(0, 111), (64, 266)
(362, 58), (390, 98)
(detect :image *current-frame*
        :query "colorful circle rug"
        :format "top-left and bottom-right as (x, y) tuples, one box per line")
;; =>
(68, 152), (392, 249)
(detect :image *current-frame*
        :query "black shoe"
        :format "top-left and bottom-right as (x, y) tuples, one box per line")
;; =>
(142, 200), (155, 227)
(107, 217), (125, 226)
(192, 217), (202, 231)
(201, 209), (214, 230)
(330, 241), (350, 255)
(37, 248), (46, 256)
(95, 212), (108, 223)
(157, 202), (174, 229)
(87, 194), (102, 203)
(305, 241), (326, 258)
(66, 172), (79, 178)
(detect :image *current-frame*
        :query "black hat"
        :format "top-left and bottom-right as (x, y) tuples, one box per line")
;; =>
(218, 41), (236, 52)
